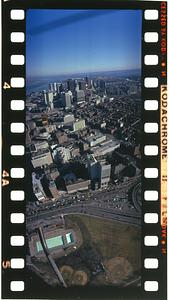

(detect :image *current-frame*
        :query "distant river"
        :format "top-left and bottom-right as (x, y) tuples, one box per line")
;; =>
(26, 77), (62, 95)
(26, 69), (141, 95)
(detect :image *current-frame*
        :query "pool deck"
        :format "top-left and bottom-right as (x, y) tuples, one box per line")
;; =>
(29, 226), (79, 259)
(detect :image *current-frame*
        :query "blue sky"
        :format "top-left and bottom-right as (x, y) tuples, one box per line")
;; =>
(26, 9), (142, 78)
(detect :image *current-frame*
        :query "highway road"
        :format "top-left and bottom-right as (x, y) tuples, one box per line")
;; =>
(32, 176), (141, 210)
(27, 177), (141, 230)
(27, 203), (141, 227)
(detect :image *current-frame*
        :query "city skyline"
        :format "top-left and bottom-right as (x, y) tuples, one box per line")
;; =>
(26, 9), (142, 78)
(26, 73), (142, 288)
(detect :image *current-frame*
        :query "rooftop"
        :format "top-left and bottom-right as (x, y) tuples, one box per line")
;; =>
(91, 139), (120, 157)
(31, 148), (51, 157)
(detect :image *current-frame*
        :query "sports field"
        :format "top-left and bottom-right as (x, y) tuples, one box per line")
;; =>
(66, 215), (141, 277)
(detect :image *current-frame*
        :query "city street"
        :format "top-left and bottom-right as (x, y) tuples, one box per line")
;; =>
(27, 176), (141, 228)
(27, 201), (141, 227)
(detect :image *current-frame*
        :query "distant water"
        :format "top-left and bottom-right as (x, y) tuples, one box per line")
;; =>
(26, 80), (51, 95)
(26, 69), (141, 95)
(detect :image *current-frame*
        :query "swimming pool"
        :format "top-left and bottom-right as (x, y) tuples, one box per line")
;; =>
(36, 235), (64, 252)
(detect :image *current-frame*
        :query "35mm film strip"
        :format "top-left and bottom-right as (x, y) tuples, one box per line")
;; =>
(2, 1), (167, 299)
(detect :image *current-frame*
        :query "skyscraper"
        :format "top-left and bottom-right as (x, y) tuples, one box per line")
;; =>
(56, 83), (63, 95)
(43, 90), (48, 105)
(87, 155), (111, 189)
(97, 80), (106, 92)
(32, 172), (47, 202)
(78, 80), (86, 90)
(87, 155), (100, 189)
(53, 82), (57, 92)
(61, 92), (72, 108)
(85, 77), (92, 89)
(47, 91), (54, 109)
(67, 79), (76, 92)
(98, 160), (111, 189)
(43, 91), (54, 109)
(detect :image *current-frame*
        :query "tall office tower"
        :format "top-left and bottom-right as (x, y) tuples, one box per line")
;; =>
(85, 77), (92, 88)
(49, 83), (54, 91)
(75, 80), (80, 92)
(93, 81), (97, 88)
(75, 89), (85, 103)
(61, 92), (72, 108)
(67, 79), (76, 92)
(32, 173), (47, 202)
(87, 155), (111, 189)
(67, 90), (73, 99)
(87, 155), (100, 189)
(85, 77), (88, 84)
(56, 83), (62, 95)
(47, 91), (54, 109)
(98, 160), (111, 189)
(78, 80), (86, 90)
(43, 90), (48, 105)
(99, 80), (106, 92)
(90, 79), (95, 91)
(53, 82), (57, 92)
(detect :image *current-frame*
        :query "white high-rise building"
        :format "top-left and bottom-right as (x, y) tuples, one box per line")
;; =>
(75, 80), (80, 92)
(43, 90), (48, 105)
(87, 155), (100, 189)
(56, 83), (62, 94)
(99, 160), (111, 189)
(43, 90), (54, 109)
(47, 91), (54, 110)
(87, 155), (111, 189)
(61, 92), (72, 108)
(32, 173), (46, 202)
(53, 82), (57, 92)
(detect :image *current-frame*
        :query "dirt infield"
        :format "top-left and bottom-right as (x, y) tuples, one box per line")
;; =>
(72, 270), (88, 286)
(60, 265), (88, 286)
(104, 257), (133, 284)
(60, 265), (74, 285)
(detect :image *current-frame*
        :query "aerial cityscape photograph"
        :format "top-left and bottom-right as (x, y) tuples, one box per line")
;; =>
(26, 9), (142, 290)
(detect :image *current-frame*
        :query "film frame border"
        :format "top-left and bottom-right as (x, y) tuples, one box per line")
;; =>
(1, 1), (167, 299)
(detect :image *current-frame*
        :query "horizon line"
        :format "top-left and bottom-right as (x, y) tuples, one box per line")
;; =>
(27, 68), (141, 79)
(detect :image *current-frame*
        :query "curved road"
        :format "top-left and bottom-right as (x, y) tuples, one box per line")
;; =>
(132, 182), (141, 212)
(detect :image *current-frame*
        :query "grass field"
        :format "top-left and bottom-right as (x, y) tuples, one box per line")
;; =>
(66, 215), (141, 273)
